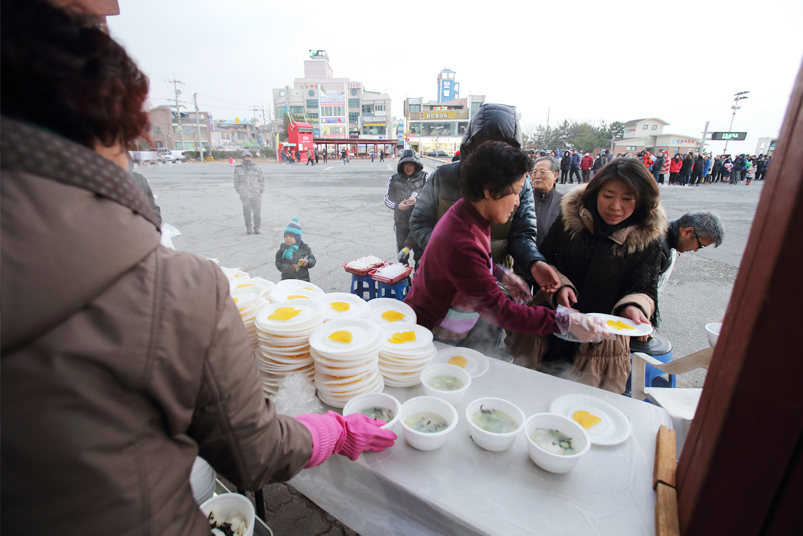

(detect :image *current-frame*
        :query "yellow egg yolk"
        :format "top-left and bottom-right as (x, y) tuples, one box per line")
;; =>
(329, 331), (353, 344)
(388, 331), (415, 344)
(330, 302), (350, 312)
(287, 295), (307, 299)
(573, 410), (602, 429)
(268, 307), (302, 321)
(606, 320), (635, 330)
(381, 310), (405, 322)
(448, 355), (468, 368)
(232, 297), (239, 303)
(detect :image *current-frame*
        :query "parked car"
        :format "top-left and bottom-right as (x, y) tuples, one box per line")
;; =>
(158, 148), (188, 163)
(427, 150), (450, 157)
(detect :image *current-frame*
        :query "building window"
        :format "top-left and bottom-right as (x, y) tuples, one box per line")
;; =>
(643, 125), (648, 130)
(409, 122), (421, 134)
(374, 104), (385, 111)
(652, 125), (658, 130)
(350, 88), (358, 96)
(289, 106), (304, 114)
(153, 126), (161, 135)
(443, 90), (449, 97)
(173, 126), (181, 133)
(156, 141), (163, 148)
(471, 101), (481, 114)
(409, 104), (421, 113)
(306, 99), (318, 108)
(348, 98), (360, 108)
(307, 112), (319, 119)
(627, 146), (636, 150)
(277, 108), (287, 118)
(237, 132), (246, 140)
(361, 104), (373, 113)
(349, 112), (359, 123)
(322, 106), (345, 117)
(175, 141), (183, 149)
(362, 125), (386, 135)
(418, 121), (459, 136)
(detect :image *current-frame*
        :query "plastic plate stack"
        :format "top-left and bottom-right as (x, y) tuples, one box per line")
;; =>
(317, 292), (371, 323)
(189, 457), (216, 505)
(367, 298), (417, 326)
(232, 277), (275, 301)
(231, 286), (268, 348)
(378, 323), (436, 387)
(221, 267), (249, 283)
(309, 319), (384, 408)
(254, 299), (324, 396)
(269, 280), (325, 303)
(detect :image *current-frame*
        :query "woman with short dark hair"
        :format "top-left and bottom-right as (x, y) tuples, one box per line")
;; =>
(1, 1), (395, 533)
(405, 141), (611, 346)
(510, 159), (667, 393)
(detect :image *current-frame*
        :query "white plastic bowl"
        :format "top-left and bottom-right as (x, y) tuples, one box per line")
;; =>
(200, 493), (256, 536)
(524, 413), (591, 474)
(420, 364), (471, 406)
(465, 397), (526, 452)
(342, 392), (402, 431)
(705, 322), (721, 348)
(399, 396), (459, 451)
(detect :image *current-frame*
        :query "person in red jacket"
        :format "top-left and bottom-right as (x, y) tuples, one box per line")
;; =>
(580, 152), (594, 183)
(668, 154), (683, 185)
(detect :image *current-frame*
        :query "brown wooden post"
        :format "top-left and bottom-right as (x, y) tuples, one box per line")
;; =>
(677, 60), (803, 535)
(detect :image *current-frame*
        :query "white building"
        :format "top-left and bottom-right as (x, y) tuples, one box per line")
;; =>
(612, 118), (701, 155)
(272, 50), (391, 141)
(755, 136), (777, 156)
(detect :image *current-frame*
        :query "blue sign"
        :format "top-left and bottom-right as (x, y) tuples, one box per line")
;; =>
(313, 128), (321, 137)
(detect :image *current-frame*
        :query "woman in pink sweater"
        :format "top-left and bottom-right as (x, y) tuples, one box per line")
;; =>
(404, 141), (610, 346)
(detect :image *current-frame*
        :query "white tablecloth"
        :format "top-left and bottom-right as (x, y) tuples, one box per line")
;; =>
(291, 354), (672, 536)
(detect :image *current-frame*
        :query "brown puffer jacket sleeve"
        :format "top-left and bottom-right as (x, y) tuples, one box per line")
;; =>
(188, 266), (313, 490)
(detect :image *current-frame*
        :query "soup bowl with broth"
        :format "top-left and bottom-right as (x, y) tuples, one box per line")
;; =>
(524, 413), (591, 473)
(399, 396), (459, 451)
(342, 392), (402, 432)
(465, 397), (526, 452)
(420, 364), (471, 406)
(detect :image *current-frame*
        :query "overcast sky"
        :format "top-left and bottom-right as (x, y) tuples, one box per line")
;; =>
(109, 0), (803, 155)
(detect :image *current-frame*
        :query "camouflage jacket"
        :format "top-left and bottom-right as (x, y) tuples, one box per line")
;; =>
(233, 162), (265, 198)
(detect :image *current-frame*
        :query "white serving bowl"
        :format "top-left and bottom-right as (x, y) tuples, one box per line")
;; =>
(465, 397), (526, 452)
(524, 413), (591, 474)
(399, 396), (459, 451)
(342, 392), (402, 431)
(705, 322), (721, 348)
(200, 493), (256, 536)
(420, 364), (472, 406)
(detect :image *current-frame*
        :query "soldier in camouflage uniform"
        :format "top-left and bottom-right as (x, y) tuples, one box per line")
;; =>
(233, 150), (265, 234)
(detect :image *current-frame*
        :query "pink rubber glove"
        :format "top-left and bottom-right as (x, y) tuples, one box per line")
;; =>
(295, 411), (397, 468)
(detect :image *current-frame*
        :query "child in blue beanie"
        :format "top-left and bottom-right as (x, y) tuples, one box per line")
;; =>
(275, 217), (316, 281)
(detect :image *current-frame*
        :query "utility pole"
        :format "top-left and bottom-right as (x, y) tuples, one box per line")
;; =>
(193, 93), (204, 161)
(700, 121), (710, 156)
(168, 77), (185, 150)
(724, 91), (749, 154)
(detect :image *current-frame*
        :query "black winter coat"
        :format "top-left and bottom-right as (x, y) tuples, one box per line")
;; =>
(692, 159), (705, 177)
(384, 171), (428, 226)
(560, 154), (571, 171)
(275, 241), (316, 281)
(680, 157), (694, 174)
(653, 156), (665, 173)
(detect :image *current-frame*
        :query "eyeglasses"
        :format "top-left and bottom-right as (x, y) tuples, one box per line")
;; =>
(531, 169), (556, 177)
(693, 230), (707, 250)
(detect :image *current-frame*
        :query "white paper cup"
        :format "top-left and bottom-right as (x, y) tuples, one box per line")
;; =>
(420, 364), (472, 406)
(465, 397), (525, 452)
(399, 396), (458, 451)
(524, 413), (591, 474)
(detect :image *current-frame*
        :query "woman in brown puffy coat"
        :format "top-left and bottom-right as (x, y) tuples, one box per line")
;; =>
(0, 2), (394, 535)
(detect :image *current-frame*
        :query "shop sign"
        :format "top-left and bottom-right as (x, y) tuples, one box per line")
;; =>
(363, 117), (386, 125)
(711, 131), (747, 141)
(322, 117), (345, 123)
(309, 50), (328, 60)
(313, 128), (321, 137)
(348, 82), (361, 89)
(671, 138), (697, 146)
(349, 131), (360, 138)
(321, 94), (345, 103)
(409, 110), (469, 120)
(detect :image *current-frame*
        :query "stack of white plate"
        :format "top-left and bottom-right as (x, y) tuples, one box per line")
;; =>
(309, 319), (384, 408)
(274, 279), (325, 296)
(231, 286), (268, 348)
(190, 457), (216, 505)
(378, 323), (436, 387)
(316, 292), (371, 323)
(254, 299), (324, 396)
(367, 298), (417, 326)
(232, 277), (275, 300)
(221, 267), (249, 284)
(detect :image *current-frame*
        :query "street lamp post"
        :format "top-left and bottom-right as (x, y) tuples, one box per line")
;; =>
(724, 91), (749, 154)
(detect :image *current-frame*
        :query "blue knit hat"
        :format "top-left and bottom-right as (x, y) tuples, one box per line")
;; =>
(285, 217), (302, 239)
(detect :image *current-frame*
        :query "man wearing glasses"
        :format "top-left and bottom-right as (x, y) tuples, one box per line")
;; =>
(530, 156), (563, 248)
(657, 211), (725, 290)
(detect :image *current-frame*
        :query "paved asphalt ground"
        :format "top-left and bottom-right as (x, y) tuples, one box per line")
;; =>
(137, 157), (760, 534)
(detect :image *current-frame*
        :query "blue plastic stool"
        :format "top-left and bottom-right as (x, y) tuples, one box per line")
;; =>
(350, 274), (376, 301)
(626, 334), (676, 395)
(377, 280), (409, 301)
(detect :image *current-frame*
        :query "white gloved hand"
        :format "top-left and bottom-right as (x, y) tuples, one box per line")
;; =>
(555, 305), (615, 343)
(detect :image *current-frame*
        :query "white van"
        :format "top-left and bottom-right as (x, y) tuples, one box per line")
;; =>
(158, 148), (188, 163)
